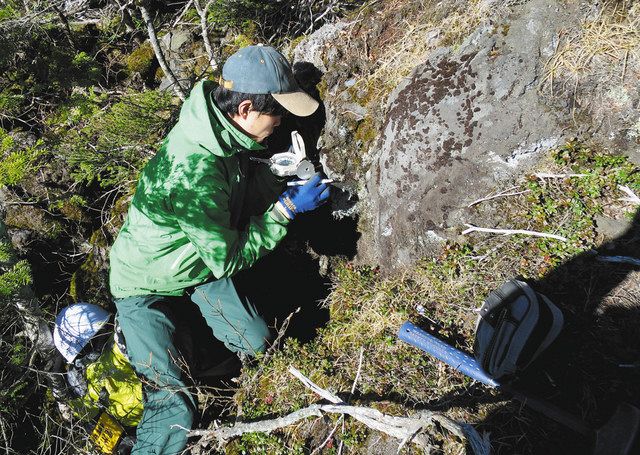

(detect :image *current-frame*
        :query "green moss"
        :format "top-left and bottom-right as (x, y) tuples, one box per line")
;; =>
(70, 229), (110, 304)
(354, 117), (378, 145)
(224, 32), (256, 56)
(49, 195), (88, 222)
(4, 206), (62, 239)
(317, 79), (328, 99)
(125, 42), (156, 76)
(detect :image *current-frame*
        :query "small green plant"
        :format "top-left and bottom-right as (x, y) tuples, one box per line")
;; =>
(0, 5), (17, 21)
(47, 88), (106, 128)
(0, 128), (45, 187)
(71, 52), (102, 86)
(0, 260), (32, 298)
(228, 431), (291, 454)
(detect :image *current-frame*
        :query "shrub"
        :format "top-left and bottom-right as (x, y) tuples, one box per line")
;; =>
(207, 0), (363, 42)
(58, 89), (175, 188)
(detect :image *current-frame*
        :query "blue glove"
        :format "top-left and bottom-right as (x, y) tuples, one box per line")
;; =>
(278, 173), (330, 219)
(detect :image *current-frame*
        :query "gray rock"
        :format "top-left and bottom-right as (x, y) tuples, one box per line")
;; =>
(158, 29), (199, 92)
(595, 215), (632, 241)
(360, 0), (577, 269)
(293, 22), (350, 73)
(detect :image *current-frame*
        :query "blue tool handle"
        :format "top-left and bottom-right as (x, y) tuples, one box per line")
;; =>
(397, 321), (500, 388)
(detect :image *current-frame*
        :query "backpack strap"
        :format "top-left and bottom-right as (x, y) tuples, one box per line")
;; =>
(477, 279), (537, 324)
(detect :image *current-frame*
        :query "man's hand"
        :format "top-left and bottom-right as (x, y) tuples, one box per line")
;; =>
(276, 173), (330, 219)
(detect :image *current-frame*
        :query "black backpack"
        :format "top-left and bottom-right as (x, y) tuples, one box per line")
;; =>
(474, 279), (564, 379)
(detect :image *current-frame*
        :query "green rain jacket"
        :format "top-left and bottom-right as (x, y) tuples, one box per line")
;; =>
(109, 80), (289, 298)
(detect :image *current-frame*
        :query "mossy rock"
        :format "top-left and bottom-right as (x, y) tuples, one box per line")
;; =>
(4, 205), (62, 239)
(125, 42), (156, 77)
(49, 195), (90, 223)
(69, 229), (110, 305)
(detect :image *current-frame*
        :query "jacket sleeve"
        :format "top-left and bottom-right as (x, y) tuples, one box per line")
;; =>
(242, 160), (287, 219)
(170, 159), (289, 279)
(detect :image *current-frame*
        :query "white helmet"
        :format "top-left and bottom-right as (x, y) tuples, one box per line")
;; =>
(53, 303), (111, 363)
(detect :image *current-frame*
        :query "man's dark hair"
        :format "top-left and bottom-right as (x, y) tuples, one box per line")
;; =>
(213, 86), (287, 117)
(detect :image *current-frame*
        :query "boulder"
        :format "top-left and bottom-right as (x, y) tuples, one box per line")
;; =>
(361, 0), (579, 268)
(158, 28), (200, 92)
(292, 0), (639, 271)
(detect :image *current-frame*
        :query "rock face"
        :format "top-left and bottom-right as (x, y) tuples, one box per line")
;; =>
(292, 0), (640, 271)
(361, 0), (576, 268)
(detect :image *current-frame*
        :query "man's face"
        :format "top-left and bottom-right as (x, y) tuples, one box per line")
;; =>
(243, 111), (282, 143)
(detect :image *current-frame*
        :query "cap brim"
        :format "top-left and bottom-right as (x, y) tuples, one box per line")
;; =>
(272, 91), (319, 117)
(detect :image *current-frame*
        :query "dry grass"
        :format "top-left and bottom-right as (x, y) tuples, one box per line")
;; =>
(541, 1), (640, 93)
(348, 0), (497, 111)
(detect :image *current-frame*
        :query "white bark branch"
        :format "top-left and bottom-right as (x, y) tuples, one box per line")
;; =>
(534, 173), (589, 179)
(618, 185), (640, 205)
(188, 366), (490, 454)
(138, 5), (187, 101)
(462, 224), (568, 241)
(194, 0), (217, 71)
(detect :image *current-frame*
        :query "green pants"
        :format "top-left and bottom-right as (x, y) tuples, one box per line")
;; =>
(115, 278), (270, 455)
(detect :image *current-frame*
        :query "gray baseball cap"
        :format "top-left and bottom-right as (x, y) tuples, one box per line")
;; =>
(219, 44), (319, 117)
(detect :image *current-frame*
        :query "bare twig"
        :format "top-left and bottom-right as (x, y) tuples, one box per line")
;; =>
(171, 0), (194, 28)
(288, 366), (341, 403)
(138, 5), (187, 100)
(618, 185), (640, 205)
(462, 223), (568, 241)
(194, 0), (217, 71)
(468, 186), (531, 207)
(350, 347), (364, 397)
(534, 172), (589, 179)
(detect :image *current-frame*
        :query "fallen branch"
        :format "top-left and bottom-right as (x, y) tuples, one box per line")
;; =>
(618, 185), (640, 205)
(534, 173), (589, 179)
(468, 186), (530, 207)
(188, 366), (490, 454)
(462, 224), (568, 241)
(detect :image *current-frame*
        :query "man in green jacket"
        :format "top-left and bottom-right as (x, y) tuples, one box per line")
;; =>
(109, 45), (328, 454)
